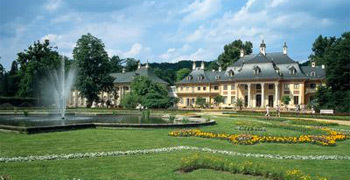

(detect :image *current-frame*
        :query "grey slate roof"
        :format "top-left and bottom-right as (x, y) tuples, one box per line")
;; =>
(300, 66), (326, 79)
(177, 52), (325, 84)
(111, 67), (168, 85)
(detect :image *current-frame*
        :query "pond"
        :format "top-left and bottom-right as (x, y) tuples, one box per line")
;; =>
(0, 114), (172, 127)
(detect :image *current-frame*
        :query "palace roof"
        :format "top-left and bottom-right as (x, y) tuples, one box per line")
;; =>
(177, 52), (325, 84)
(110, 66), (168, 85)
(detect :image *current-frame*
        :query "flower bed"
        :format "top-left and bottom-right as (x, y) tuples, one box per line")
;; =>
(235, 126), (266, 131)
(179, 154), (329, 180)
(2, 146), (349, 163)
(169, 128), (350, 146)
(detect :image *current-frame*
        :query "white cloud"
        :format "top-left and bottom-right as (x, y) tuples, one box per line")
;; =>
(123, 43), (143, 57)
(41, 34), (61, 43)
(181, 0), (222, 24)
(44, 0), (62, 12)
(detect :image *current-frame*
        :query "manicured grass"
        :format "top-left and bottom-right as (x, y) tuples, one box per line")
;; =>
(1, 114), (350, 179)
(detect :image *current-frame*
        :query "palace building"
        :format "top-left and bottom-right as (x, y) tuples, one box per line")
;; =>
(176, 41), (325, 109)
(68, 62), (169, 107)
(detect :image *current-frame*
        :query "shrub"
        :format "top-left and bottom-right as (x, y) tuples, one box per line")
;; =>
(169, 114), (176, 122)
(23, 110), (29, 117)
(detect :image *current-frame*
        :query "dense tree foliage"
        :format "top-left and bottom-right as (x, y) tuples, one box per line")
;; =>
(195, 96), (206, 108)
(153, 68), (176, 85)
(217, 40), (253, 69)
(176, 68), (191, 82)
(213, 95), (224, 106)
(314, 32), (350, 112)
(73, 33), (114, 107)
(110, 55), (124, 73)
(124, 58), (139, 72)
(309, 35), (337, 66)
(16, 40), (61, 98)
(121, 76), (175, 109)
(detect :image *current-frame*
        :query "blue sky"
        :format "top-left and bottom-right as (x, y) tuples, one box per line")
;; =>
(0, 0), (349, 70)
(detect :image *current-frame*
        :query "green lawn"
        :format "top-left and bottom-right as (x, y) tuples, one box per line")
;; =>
(1, 114), (350, 179)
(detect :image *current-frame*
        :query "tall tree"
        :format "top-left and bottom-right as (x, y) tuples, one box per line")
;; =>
(124, 58), (138, 72)
(7, 61), (20, 96)
(314, 32), (350, 112)
(0, 63), (6, 96)
(110, 55), (124, 73)
(309, 35), (336, 66)
(16, 40), (61, 98)
(217, 40), (252, 69)
(73, 33), (114, 107)
(176, 68), (191, 82)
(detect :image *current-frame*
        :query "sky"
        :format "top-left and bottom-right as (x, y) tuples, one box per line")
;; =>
(0, 0), (349, 70)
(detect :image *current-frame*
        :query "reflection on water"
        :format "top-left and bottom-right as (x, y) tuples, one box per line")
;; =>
(0, 114), (171, 127)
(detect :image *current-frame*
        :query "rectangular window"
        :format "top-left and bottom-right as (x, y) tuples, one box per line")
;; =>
(214, 86), (219, 90)
(284, 91), (290, 94)
(284, 84), (289, 89)
(203, 86), (206, 91)
(231, 85), (235, 90)
(269, 84), (274, 89)
(231, 96), (236, 104)
(294, 96), (299, 105)
(224, 85), (228, 90)
(223, 96), (227, 104)
(294, 84), (299, 89)
(310, 83), (316, 89)
(245, 85), (248, 90)
(197, 87), (201, 91)
(180, 86), (183, 91)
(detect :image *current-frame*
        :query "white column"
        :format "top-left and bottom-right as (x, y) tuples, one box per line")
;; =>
(235, 83), (239, 102)
(274, 82), (279, 107)
(261, 83), (265, 107)
(247, 83), (251, 108)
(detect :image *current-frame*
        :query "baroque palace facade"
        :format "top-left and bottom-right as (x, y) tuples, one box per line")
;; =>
(176, 41), (325, 109)
(68, 40), (325, 109)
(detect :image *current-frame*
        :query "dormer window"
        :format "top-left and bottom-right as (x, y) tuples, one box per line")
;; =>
(187, 75), (193, 80)
(215, 75), (221, 80)
(228, 70), (234, 77)
(289, 67), (297, 75)
(310, 71), (316, 77)
(198, 75), (205, 80)
(253, 66), (261, 75)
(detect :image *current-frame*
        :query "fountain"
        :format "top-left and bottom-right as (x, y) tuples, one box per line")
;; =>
(46, 57), (76, 119)
(0, 57), (215, 134)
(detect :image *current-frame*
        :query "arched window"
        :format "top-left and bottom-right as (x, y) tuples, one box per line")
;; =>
(187, 75), (193, 80)
(215, 75), (221, 80)
(198, 75), (205, 80)
(310, 71), (316, 76)
(253, 66), (261, 75)
(289, 67), (297, 75)
(228, 70), (234, 77)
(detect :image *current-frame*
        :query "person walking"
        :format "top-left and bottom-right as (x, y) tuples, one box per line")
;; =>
(265, 105), (270, 119)
(296, 104), (300, 117)
(276, 105), (281, 117)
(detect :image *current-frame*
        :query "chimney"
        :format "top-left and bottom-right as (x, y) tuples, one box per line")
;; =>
(122, 68), (126, 73)
(311, 61), (316, 68)
(145, 59), (149, 68)
(283, 42), (288, 55)
(218, 66), (222, 72)
(137, 61), (141, 69)
(322, 65), (325, 69)
(240, 49), (245, 58)
(260, 39), (266, 56)
(192, 61), (196, 70)
(200, 61), (205, 70)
